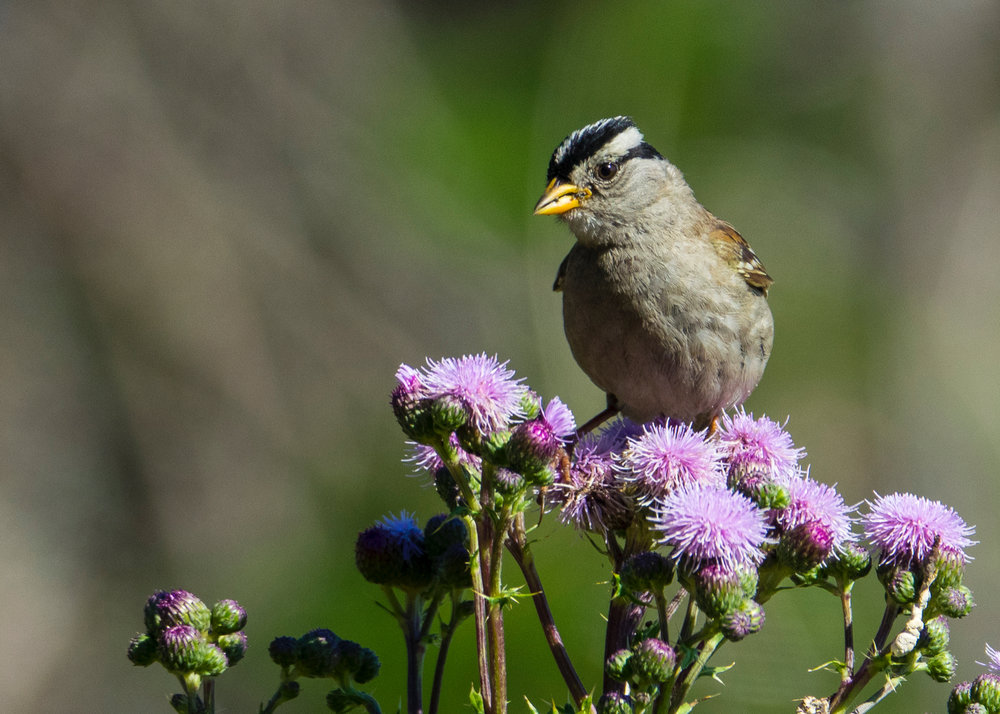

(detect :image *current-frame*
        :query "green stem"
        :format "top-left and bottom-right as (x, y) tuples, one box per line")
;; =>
(668, 631), (725, 713)
(404, 591), (426, 714)
(428, 591), (464, 714)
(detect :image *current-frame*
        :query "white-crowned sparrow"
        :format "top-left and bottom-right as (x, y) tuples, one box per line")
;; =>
(534, 117), (773, 432)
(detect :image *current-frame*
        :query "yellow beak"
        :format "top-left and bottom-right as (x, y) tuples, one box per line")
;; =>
(533, 178), (591, 216)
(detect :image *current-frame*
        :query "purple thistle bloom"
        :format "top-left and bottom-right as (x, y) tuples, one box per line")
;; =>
(716, 410), (804, 486)
(618, 422), (724, 504)
(555, 435), (632, 533)
(541, 397), (577, 443)
(777, 476), (856, 555)
(422, 353), (527, 432)
(978, 644), (1000, 674)
(862, 492), (976, 568)
(652, 483), (767, 571)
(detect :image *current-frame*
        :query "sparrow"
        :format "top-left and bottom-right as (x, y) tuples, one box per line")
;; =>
(533, 116), (774, 432)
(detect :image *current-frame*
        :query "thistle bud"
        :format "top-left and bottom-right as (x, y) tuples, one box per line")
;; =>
(822, 542), (872, 581)
(937, 585), (975, 619)
(631, 637), (676, 685)
(693, 564), (746, 619)
(721, 599), (766, 641)
(947, 680), (972, 714)
(295, 628), (341, 678)
(217, 631), (248, 666)
(971, 673), (1000, 712)
(127, 632), (158, 667)
(620, 551), (674, 595)
(597, 691), (634, 714)
(268, 636), (299, 668)
(927, 651), (957, 683)
(879, 566), (917, 605)
(604, 648), (633, 683)
(158, 625), (226, 677)
(778, 521), (834, 572)
(430, 394), (469, 435)
(144, 590), (212, 634)
(423, 514), (469, 557)
(210, 599), (247, 635)
(919, 616), (950, 656)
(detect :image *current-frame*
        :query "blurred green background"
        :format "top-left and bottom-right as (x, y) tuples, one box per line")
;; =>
(2, 1), (998, 712)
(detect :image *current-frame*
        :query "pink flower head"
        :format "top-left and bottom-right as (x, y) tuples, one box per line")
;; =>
(652, 483), (767, 571)
(862, 492), (976, 568)
(618, 422), (724, 504)
(421, 353), (527, 433)
(716, 410), (804, 486)
(777, 476), (856, 556)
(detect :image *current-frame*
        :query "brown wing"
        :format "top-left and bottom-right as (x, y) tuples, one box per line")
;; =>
(709, 224), (773, 295)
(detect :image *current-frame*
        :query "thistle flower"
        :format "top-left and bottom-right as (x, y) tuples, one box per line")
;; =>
(144, 590), (212, 635)
(776, 477), (856, 568)
(716, 410), (804, 487)
(652, 483), (767, 572)
(618, 422), (724, 504)
(862, 492), (976, 568)
(506, 397), (575, 480)
(555, 430), (634, 533)
(421, 353), (527, 433)
(355, 512), (433, 590)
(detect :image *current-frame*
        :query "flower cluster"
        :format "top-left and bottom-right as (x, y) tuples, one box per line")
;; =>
(128, 590), (248, 712)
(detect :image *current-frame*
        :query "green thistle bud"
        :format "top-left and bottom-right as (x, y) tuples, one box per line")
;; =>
(631, 637), (676, 685)
(197, 643), (229, 677)
(431, 394), (469, 435)
(694, 564), (746, 619)
(822, 542), (872, 581)
(597, 691), (634, 714)
(210, 599), (247, 635)
(620, 551), (674, 595)
(879, 566), (917, 605)
(145, 590), (212, 634)
(520, 390), (542, 421)
(268, 636), (299, 668)
(964, 703), (990, 714)
(936, 585), (975, 619)
(919, 616), (950, 656)
(296, 628), (342, 678)
(971, 673), (1000, 712)
(927, 651), (957, 683)
(391, 377), (435, 443)
(932, 550), (967, 591)
(217, 631), (248, 666)
(777, 521), (834, 572)
(947, 680), (972, 714)
(604, 648), (633, 683)
(158, 625), (226, 677)
(127, 632), (158, 667)
(721, 599), (766, 641)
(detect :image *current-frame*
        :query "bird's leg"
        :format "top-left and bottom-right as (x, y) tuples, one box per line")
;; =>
(573, 394), (621, 441)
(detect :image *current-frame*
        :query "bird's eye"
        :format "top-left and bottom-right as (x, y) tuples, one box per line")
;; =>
(595, 162), (619, 181)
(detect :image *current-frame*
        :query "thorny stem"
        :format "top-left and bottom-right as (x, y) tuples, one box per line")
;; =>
(506, 513), (591, 709)
(840, 581), (855, 681)
(828, 601), (900, 713)
(669, 630), (726, 713)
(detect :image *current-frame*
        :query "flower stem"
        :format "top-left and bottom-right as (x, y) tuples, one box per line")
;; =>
(428, 592), (463, 714)
(506, 513), (591, 709)
(403, 591), (426, 714)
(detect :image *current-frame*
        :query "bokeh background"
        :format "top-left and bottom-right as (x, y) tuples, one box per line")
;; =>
(2, 2), (998, 712)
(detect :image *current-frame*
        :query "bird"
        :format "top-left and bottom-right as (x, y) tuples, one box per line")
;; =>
(533, 116), (774, 434)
